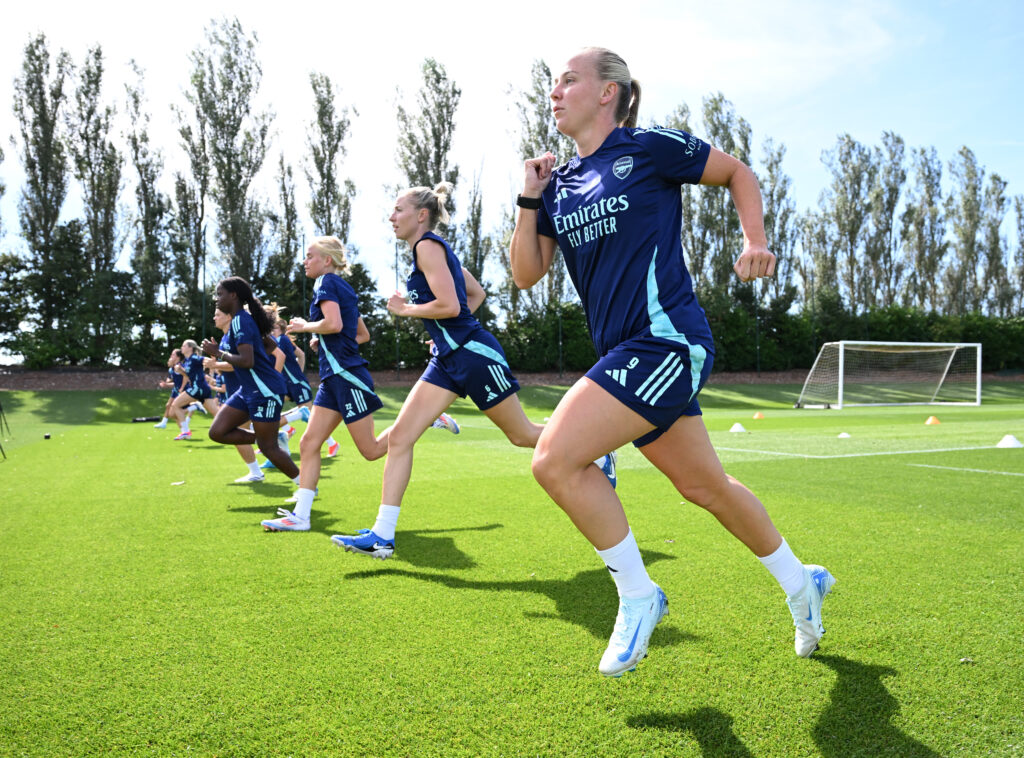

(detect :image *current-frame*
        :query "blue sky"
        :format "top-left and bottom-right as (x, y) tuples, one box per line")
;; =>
(1, 0), (1021, 293)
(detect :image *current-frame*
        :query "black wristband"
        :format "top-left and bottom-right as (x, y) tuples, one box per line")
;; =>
(516, 194), (543, 210)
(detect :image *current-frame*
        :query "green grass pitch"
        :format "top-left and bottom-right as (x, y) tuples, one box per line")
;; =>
(1, 381), (1022, 756)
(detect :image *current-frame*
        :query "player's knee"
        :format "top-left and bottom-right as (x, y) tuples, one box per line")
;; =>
(358, 442), (385, 462)
(387, 425), (417, 453)
(504, 428), (536, 448)
(678, 477), (728, 509)
(256, 437), (280, 459)
(531, 447), (566, 491)
(298, 434), (319, 458)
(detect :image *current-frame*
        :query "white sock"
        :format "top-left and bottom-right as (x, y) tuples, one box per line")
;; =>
(160, 416), (168, 423)
(758, 538), (807, 596)
(292, 489), (316, 521)
(181, 418), (190, 433)
(326, 435), (337, 447)
(246, 461), (261, 476)
(595, 529), (655, 599)
(291, 476), (300, 486)
(371, 505), (401, 541)
(284, 408), (303, 423)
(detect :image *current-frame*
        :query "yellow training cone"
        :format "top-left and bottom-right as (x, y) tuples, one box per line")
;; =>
(925, 416), (941, 425)
(753, 412), (765, 420)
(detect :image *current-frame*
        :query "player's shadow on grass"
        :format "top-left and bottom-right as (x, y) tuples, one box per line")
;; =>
(626, 708), (752, 758)
(382, 524), (505, 570)
(812, 654), (941, 757)
(345, 550), (697, 645)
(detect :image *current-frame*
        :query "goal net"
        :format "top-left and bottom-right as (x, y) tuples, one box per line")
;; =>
(795, 341), (982, 408)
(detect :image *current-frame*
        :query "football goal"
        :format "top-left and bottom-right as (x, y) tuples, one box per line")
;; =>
(795, 341), (982, 408)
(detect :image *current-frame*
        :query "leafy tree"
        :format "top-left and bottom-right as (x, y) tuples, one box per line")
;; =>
(759, 137), (797, 302)
(821, 134), (875, 312)
(66, 45), (123, 272)
(0, 253), (28, 352)
(385, 57), (462, 368)
(0, 145), (5, 239)
(979, 173), (1012, 316)
(185, 17), (273, 282)
(66, 44), (125, 363)
(305, 72), (356, 240)
(795, 209), (838, 347)
(263, 154), (303, 315)
(664, 104), (712, 290)
(900, 147), (946, 311)
(945, 146), (984, 314)
(169, 173), (208, 341)
(505, 59), (575, 317)
(864, 132), (906, 309)
(1014, 196), (1024, 313)
(11, 33), (71, 348)
(698, 93), (751, 291)
(395, 57), (460, 245)
(453, 172), (495, 328)
(171, 51), (211, 340)
(513, 60), (575, 164)
(125, 61), (173, 363)
(14, 221), (90, 366)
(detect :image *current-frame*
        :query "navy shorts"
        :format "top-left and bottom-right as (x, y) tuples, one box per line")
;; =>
(285, 380), (313, 405)
(224, 388), (283, 424)
(420, 333), (520, 411)
(314, 369), (383, 424)
(586, 334), (714, 447)
(185, 382), (212, 402)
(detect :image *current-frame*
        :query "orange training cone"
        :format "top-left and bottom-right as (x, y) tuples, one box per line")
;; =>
(925, 416), (941, 425)
(753, 412), (765, 420)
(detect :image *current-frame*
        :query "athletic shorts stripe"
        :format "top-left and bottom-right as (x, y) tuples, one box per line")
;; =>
(488, 364), (511, 392)
(635, 353), (679, 402)
(637, 353), (684, 404)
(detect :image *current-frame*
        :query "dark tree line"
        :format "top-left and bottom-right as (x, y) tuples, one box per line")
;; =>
(2, 22), (1022, 372)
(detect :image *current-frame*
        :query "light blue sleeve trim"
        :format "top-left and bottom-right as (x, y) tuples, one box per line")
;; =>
(646, 245), (706, 401)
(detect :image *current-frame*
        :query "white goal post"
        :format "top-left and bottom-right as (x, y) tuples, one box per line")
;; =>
(795, 341), (982, 409)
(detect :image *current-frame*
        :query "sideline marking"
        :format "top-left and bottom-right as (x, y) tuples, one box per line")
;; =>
(715, 444), (998, 460)
(906, 463), (1024, 477)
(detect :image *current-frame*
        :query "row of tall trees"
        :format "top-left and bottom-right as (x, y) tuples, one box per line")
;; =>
(2, 19), (1022, 371)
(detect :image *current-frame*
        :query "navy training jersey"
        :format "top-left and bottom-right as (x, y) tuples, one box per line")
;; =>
(536, 126), (715, 358)
(226, 310), (285, 398)
(168, 367), (184, 392)
(310, 272), (367, 380)
(218, 333), (241, 396)
(406, 231), (486, 358)
(276, 333), (307, 387)
(181, 353), (209, 393)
